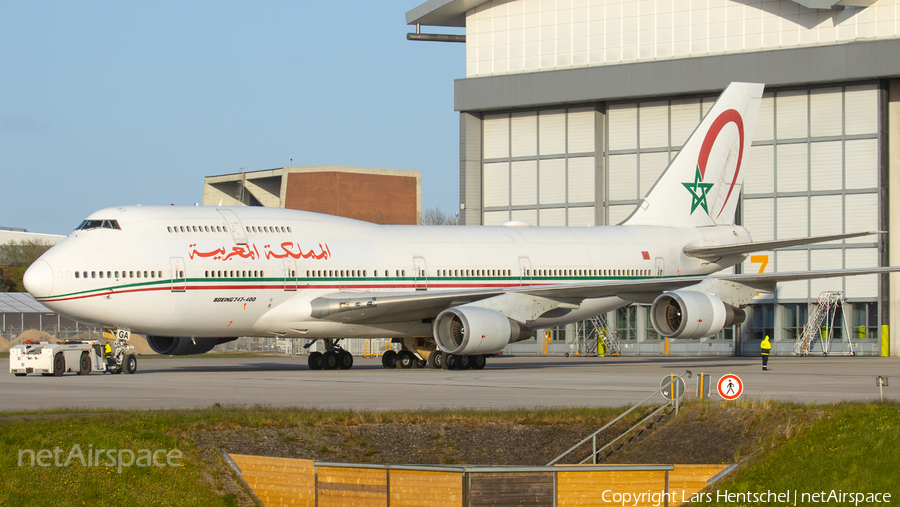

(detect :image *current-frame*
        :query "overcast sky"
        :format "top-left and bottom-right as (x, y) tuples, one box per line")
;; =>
(1, 1), (465, 235)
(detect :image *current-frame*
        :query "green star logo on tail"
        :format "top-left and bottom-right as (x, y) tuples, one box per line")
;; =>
(682, 166), (714, 215)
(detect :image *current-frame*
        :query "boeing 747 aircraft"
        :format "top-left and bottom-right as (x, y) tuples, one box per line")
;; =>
(23, 83), (896, 371)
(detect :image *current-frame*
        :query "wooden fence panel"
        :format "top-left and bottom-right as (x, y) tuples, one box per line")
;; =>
(230, 455), (315, 507)
(557, 470), (667, 507)
(389, 470), (463, 507)
(317, 466), (388, 507)
(469, 472), (554, 507)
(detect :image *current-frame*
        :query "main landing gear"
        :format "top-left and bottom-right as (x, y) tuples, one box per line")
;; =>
(306, 339), (353, 371)
(381, 349), (487, 370)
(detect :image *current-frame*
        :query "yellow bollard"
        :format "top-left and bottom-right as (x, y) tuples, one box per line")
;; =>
(665, 337), (669, 356)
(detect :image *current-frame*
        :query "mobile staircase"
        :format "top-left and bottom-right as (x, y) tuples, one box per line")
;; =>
(793, 291), (855, 356)
(573, 314), (621, 357)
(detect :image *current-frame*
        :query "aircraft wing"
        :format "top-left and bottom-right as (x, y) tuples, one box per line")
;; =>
(307, 266), (900, 324)
(683, 231), (880, 260)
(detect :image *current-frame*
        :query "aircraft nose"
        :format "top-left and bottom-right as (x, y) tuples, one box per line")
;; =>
(23, 259), (54, 298)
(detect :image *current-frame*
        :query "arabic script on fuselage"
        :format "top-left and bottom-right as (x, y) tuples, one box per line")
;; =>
(188, 242), (331, 261)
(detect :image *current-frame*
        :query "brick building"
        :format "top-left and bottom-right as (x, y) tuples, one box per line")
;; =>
(202, 166), (422, 225)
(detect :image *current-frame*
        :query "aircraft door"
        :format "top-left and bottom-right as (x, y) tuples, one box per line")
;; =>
(519, 257), (532, 286)
(283, 258), (297, 291)
(655, 257), (665, 276)
(217, 209), (248, 245)
(170, 257), (186, 292)
(413, 256), (427, 291)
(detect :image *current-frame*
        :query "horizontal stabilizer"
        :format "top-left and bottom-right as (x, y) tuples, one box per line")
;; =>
(683, 231), (881, 260)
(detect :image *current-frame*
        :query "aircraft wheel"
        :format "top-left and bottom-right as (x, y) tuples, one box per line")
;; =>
(444, 353), (457, 370)
(123, 354), (137, 374)
(322, 351), (339, 370)
(471, 354), (486, 370)
(338, 350), (354, 370)
(53, 353), (65, 376)
(457, 355), (471, 370)
(308, 352), (323, 370)
(428, 351), (441, 369)
(413, 357), (426, 368)
(397, 350), (414, 369)
(77, 352), (91, 375)
(382, 350), (398, 369)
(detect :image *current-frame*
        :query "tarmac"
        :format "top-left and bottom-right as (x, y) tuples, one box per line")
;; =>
(2, 354), (899, 412)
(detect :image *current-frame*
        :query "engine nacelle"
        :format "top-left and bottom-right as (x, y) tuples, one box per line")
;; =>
(146, 336), (238, 356)
(649, 291), (746, 339)
(433, 307), (532, 355)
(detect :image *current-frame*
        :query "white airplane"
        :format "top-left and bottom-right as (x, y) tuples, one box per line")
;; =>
(23, 82), (896, 371)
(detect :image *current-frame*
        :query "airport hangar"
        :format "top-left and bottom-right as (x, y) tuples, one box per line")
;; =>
(405, 0), (900, 357)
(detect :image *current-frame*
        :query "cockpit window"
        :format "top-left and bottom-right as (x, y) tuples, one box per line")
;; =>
(76, 219), (121, 231)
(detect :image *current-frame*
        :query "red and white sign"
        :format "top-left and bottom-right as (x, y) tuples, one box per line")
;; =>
(717, 374), (743, 401)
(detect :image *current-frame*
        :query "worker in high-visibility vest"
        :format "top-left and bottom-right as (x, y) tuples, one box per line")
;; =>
(761, 335), (772, 371)
(104, 342), (113, 365)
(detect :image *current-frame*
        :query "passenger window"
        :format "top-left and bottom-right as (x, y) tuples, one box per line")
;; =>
(180, 226), (185, 232)
(260, 270), (264, 277)
(158, 271), (162, 278)
(402, 270), (406, 277)
(114, 271), (118, 278)
(167, 226), (172, 232)
(99, 271), (104, 278)
(75, 271), (80, 278)
(363, 270), (366, 276)
(136, 271), (141, 278)
(287, 227), (292, 233)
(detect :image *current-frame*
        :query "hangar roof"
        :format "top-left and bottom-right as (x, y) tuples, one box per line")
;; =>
(0, 293), (53, 314)
(406, 0), (877, 28)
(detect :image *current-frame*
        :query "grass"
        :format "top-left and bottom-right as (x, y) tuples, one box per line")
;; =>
(692, 401), (900, 506)
(1, 403), (897, 506)
(0, 406), (627, 507)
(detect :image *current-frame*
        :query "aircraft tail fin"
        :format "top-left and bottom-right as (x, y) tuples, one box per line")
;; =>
(622, 82), (764, 228)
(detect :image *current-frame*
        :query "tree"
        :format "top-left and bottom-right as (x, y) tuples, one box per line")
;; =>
(421, 207), (458, 226)
(0, 238), (53, 292)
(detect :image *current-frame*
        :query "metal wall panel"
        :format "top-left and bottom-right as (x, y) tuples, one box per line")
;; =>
(484, 114), (510, 159)
(483, 210), (510, 225)
(608, 154), (638, 201)
(753, 93), (775, 142)
(776, 197), (808, 239)
(810, 141), (843, 192)
(568, 157), (595, 203)
(776, 90), (809, 140)
(608, 204), (634, 225)
(776, 143), (808, 192)
(743, 198), (774, 242)
(511, 112), (538, 157)
(776, 250), (809, 300)
(638, 152), (668, 198)
(639, 101), (669, 149)
(568, 206), (595, 227)
(845, 84), (879, 135)
(810, 195), (843, 238)
(846, 248), (878, 298)
(744, 145), (774, 195)
(483, 162), (510, 207)
(670, 98), (701, 147)
(568, 107), (595, 153)
(810, 249), (844, 297)
(608, 104), (637, 150)
(511, 208), (538, 225)
(845, 138), (878, 190)
(539, 158), (566, 204)
(511, 160), (538, 206)
(539, 207), (566, 226)
(845, 193), (878, 239)
(810, 88), (843, 138)
(539, 110), (566, 155)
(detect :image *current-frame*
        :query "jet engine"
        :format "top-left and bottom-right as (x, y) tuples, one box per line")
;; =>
(649, 291), (746, 339)
(433, 306), (532, 355)
(146, 336), (238, 356)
